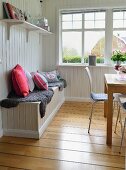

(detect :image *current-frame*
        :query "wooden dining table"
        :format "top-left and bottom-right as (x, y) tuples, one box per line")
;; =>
(104, 73), (126, 146)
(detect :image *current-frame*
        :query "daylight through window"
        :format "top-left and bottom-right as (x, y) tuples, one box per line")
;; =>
(60, 9), (126, 64)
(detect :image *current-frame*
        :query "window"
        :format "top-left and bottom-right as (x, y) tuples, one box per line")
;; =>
(60, 9), (126, 65)
(113, 10), (126, 53)
(61, 10), (105, 64)
(84, 11), (105, 64)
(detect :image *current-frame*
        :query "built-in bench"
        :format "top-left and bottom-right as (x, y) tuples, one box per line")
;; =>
(1, 87), (65, 139)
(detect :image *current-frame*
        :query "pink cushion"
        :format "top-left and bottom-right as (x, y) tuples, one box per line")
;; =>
(12, 64), (29, 97)
(32, 72), (48, 90)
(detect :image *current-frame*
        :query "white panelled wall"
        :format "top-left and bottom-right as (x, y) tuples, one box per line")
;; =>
(42, 0), (126, 100)
(58, 66), (115, 101)
(0, 0), (44, 136)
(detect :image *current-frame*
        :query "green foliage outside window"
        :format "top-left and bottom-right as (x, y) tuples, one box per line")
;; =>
(63, 56), (104, 63)
(63, 56), (81, 63)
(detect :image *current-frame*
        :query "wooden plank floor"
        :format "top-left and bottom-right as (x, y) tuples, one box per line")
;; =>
(0, 101), (125, 170)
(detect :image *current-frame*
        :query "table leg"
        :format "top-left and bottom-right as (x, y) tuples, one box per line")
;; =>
(106, 90), (113, 146)
(104, 82), (107, 118)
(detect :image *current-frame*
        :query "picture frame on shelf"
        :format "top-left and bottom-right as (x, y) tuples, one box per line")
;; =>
(6, 3), (20, 19)
(3, 2), (25, 20)
(3, 2), (11, 19)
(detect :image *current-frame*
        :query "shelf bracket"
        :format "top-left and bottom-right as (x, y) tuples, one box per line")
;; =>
(26, 29), (30, 42)
(6, 22), (23, 41)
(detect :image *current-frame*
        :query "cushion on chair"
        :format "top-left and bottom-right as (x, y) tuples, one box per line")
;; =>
(90, 92), (108, 101)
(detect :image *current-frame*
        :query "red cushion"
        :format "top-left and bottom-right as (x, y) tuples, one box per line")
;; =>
(33, 72), (48, 90)
(12, 64), (29, 97)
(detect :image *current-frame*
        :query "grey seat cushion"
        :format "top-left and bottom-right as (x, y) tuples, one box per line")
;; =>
(91, 92), (108, 101)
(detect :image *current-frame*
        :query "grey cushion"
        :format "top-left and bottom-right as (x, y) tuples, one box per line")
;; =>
(91, 92), (108, 101)
(25, 70), (35, 92)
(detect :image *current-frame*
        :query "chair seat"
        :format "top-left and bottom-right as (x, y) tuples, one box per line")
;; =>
(90, 92), (108, 101)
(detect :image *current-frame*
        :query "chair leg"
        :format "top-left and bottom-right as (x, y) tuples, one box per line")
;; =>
(119, 118), (126, 154)
(119, 113), (123, 134)
(88, 101), (95, 133)
(113, 101), (119, 112)
(114, 105), (120, 133)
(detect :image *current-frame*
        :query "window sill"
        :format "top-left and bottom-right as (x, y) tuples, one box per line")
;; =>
(58, 63), (113, 67)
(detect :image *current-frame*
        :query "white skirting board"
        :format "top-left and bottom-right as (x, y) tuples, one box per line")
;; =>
(3, 129), (39, 139)
(65, 97), (90, 102)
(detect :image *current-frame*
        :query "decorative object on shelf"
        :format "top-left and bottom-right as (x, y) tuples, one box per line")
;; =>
(3, 2), (51, 32)
(89, 55), (96, 66)
(3, 2), (25, 20)
(111, 50), (126, 70)
(36, 17), (48, 27)
(24, 12), (32, 23)
(3, 2), (11, 19)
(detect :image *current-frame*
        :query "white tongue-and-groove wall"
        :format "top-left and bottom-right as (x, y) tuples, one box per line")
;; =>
(0, 0), (44, 136)
(42, 0), (126, 101)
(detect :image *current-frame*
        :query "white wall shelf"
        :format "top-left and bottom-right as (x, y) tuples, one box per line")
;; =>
(1, 19), (52, 41)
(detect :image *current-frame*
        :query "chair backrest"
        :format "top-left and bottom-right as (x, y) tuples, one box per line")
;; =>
(85, 67), (93, 93)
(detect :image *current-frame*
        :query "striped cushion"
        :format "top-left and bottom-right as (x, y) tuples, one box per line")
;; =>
(32, 72), (48, 90)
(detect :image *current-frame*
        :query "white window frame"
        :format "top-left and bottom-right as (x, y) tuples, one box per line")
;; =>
(59, 8), (126, 65)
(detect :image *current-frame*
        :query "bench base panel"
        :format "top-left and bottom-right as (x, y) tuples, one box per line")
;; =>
(2, 87), (65, 139)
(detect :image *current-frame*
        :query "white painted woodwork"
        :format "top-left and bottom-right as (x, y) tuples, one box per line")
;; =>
(42, 0), (125, 100)
(42, 0), (126, 70)
(58, 65), (116, 101)
(2, 87), (65, 139)
(0, 0), (43, 135)
(1, 19), (52, 41)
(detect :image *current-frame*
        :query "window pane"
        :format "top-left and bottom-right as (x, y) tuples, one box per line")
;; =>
(95, 12), (105, 20)
(124, 12), (126, 19)
(113, 31), (126, 53)
(62, 14), (72, 21)
(113, 12), (123, 19)
(85, 13), (94, 20)
(84, 31), (105, 63)
(62, 32), (82, 63)
(85, 21), (94, 28)
(73, 14), (82, 21)
(73, 21), (82, 29)
(124, 20), (126, 27)
(95, 21), (105, 28)
(62, 21), (72, 29)
(113, 20), (123, 28)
